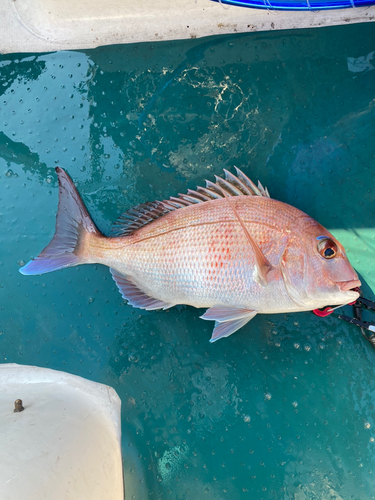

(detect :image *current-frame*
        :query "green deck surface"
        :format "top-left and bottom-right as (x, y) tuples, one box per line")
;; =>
(1, 23), (375, 499)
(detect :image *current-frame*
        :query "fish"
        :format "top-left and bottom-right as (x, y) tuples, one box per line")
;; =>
(20, 167), (361, 342)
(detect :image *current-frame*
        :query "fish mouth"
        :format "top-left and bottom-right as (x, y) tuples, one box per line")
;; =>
(337, 279), (361, 292)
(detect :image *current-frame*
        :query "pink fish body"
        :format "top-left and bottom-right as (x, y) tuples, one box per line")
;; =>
(20, 167), (360, 342)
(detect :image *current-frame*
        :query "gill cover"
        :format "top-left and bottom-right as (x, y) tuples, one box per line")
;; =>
(280, 236), (309, 308)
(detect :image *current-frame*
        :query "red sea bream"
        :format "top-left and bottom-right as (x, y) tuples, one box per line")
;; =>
(20, 167), (360, 342)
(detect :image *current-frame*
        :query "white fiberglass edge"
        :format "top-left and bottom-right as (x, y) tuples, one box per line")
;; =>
(0, 363), (124, 500)
(0, 0), (375, 54)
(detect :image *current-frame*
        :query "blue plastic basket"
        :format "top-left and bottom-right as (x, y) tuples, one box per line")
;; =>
(213, 0), (374, 10)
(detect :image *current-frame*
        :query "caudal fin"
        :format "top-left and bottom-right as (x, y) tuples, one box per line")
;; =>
(20, 167), (102, 275)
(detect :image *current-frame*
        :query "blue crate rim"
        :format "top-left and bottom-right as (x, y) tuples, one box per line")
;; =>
(213, 0), (375, 10)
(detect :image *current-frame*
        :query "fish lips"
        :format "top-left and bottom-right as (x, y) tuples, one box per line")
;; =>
(337, 279), (361, 292)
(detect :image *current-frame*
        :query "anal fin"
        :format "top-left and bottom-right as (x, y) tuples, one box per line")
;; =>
(110, 269), (172, 311)
(200, 305), (258, 342)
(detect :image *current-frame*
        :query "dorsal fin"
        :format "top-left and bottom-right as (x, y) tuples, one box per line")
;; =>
(110, 168), (270, 237)
(176, 167), (270, 204)
(110, 200), (172, 236)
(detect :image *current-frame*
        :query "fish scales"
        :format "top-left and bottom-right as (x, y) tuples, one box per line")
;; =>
(91, 197), (308, 311)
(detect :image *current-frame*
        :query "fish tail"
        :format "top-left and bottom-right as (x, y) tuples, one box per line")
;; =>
(20, 167), (102, 275)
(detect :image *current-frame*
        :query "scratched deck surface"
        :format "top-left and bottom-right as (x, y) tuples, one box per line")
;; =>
(1, 23), (375, 499)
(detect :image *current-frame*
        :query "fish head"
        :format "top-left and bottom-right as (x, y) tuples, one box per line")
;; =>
(280, 217), (361, 310)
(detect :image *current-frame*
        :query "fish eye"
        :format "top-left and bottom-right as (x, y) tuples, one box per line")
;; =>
(317, 238), (338, 259)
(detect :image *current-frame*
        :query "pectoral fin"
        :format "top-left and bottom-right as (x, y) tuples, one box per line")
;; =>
(244, 231), (273, 287)
(200, 306), (258, 342)
(216, 184), (273, 287)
